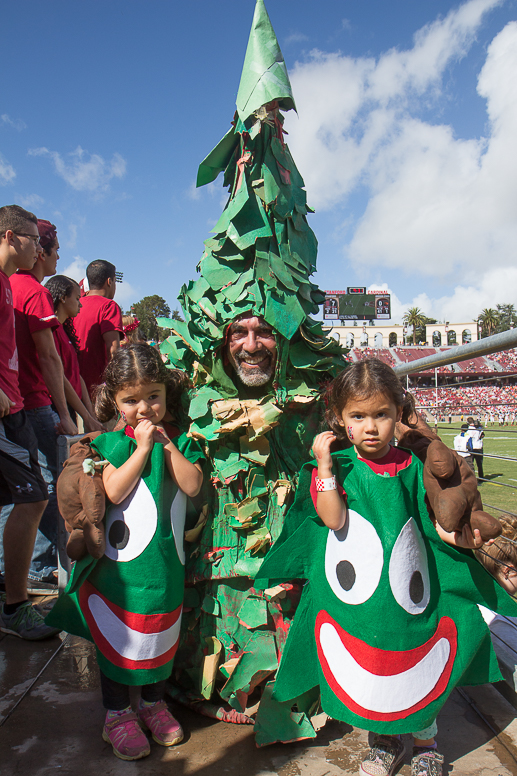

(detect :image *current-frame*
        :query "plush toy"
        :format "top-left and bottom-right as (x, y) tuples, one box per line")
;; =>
(56, 432), (107, 560)
(396, 422), (501, 541)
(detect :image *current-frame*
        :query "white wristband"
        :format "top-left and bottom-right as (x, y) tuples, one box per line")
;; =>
(315, 475), (337, 492)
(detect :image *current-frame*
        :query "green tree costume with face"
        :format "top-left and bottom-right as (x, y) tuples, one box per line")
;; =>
(257, 449), (517, 733)
(47, 429), (204, 686)
(156, 0), (344, 741)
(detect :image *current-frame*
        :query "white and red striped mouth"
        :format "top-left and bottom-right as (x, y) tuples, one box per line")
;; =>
(80, 580), (182, 670)
(315, 610), (457, 721)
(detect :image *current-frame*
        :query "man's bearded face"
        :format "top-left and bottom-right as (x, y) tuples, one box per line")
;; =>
(227, 315), (277, 387)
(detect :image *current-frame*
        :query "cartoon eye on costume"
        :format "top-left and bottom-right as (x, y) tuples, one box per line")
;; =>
(105, 479), (158, 562)
(389, 517), (430, 615)
(325, 509), (384, 605)
(170, 489), (187, 565)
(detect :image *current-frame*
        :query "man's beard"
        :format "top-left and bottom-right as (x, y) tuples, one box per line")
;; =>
(230, 348), (276, 387)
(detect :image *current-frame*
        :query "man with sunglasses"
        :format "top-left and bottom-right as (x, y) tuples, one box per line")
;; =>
(0, 205), (61, 638)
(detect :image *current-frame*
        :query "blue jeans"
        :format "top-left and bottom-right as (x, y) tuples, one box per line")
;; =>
(0, 406), (59, 582)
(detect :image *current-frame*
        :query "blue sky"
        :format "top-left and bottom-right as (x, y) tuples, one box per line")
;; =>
(2, 0), (516, 324)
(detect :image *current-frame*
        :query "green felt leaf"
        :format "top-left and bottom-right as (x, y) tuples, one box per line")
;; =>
(197, 127), (239, 188)
(236, 0), (296, 123)
(237, 596), (269, 629)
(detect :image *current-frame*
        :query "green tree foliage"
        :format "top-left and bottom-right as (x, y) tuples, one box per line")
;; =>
(403, 307), (426, 345)
(477, 308), (499, 338)
(496, 304), (517, 334)
(130, 296), (182, 342)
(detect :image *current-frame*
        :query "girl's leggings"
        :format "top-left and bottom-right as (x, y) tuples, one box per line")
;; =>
(100, 670), (167, 711)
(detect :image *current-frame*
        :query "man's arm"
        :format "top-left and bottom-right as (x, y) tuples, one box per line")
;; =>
(63, 376), (104, 432)
(103, 330), (120, 360)
(0, 388), (15, 418)
(31, 328), (78, 436)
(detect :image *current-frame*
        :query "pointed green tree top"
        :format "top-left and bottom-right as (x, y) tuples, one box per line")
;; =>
(236, 0), (296, 123)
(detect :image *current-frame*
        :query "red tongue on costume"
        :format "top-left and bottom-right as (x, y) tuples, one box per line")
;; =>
(315, 610), (457, 721)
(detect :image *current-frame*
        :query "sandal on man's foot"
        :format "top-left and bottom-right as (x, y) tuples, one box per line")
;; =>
(360, 735), (405, 776)
(411, 748), (444, 776)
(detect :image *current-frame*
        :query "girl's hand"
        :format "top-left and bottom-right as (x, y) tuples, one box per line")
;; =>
(152, 424), (171, 446)
(134, 419), (155, 451)
(312, 431), (336, 477)
(455, 524), (484, 549)
(83, 413), (105, 433)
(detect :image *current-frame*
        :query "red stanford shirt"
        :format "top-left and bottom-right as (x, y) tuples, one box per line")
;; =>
(0, 270), (23, 413)
(54, 324), (82, 399)
(10, 270), (59, 410)
(74, 295), (123, 395)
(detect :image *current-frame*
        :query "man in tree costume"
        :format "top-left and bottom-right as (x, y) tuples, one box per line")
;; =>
(58, 0), (500, 747)
(156, 0), (344, 741)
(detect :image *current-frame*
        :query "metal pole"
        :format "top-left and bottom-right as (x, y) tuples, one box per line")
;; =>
(393, 328), (517, 377)
(435, 368), (438, 415)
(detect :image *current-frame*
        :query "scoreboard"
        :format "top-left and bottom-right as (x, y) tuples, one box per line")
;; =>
(324, 288), (391, 321)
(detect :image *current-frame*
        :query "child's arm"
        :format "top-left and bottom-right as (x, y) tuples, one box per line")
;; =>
(154, 425), (203, 498)
(102, 420), (155, 504)
(312, 431), (347, 531)
(434, 521), (487, 549)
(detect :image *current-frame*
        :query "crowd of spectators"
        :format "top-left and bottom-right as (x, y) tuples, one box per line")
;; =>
(413, 384), (517, 419)
(0, 204), (127, 639)
(489, 349), (517, 371)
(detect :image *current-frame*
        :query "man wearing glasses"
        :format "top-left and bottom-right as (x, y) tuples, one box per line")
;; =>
(0, 205), (61, 639)
(8, 212), (77, 587)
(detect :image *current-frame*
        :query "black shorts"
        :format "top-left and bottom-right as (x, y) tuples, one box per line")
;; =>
(0, 410), (48, 506)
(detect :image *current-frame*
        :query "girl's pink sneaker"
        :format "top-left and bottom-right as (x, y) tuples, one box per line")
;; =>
(102, 710), (151, 760)
(138, 700), (184, 746)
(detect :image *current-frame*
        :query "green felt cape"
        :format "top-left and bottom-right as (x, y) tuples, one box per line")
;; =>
(257, 449), (517, 734)
(47, 430), (204, 686)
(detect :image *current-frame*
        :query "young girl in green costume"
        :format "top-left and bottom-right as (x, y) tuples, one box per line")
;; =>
(259, 359), (516, 776)
(47, 344), (204, 761)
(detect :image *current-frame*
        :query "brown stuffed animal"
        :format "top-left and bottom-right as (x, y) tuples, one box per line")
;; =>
(57, 432), (107, 560)
(397, 419), (501, 542)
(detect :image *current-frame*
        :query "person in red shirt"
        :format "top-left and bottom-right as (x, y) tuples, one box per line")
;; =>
(74, 260), (123, 396)
(44, 275), (104, 433)
(9, 219), (77, 584)
(0, 205), (60, 639)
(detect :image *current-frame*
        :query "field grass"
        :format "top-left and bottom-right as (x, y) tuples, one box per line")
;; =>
(436, 422), (517, 519)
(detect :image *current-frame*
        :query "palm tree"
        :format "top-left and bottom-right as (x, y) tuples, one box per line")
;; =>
(478, 308), (499, 338)
(403, 307), (425, 345)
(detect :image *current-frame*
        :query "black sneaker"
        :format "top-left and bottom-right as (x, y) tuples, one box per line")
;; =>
(360, 735), (405, 776)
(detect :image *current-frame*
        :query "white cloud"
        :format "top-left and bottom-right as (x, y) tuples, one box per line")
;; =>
(285, 0), (517, 319)
(284, 32), (309, 46)
(1, 114), (26, 131)
(18, 194), (44, 210)
(0, 154), (15, 184)
(28, 146), (127, 193)
(60, 256), (87, 283)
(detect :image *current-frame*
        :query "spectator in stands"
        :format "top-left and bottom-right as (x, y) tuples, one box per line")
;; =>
(74, 260), (123, 397)
(0, 205), (62, 638)
(45, 275), (104, 432)
(453, 424), (475, 472)
(7, 218), (77, 585)
(121, 314), (146, 346)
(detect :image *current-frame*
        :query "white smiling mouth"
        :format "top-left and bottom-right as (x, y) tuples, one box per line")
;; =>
(320, 622), (449, 714)
(88, 594), (182, 662)
(316, 612), (456, 719)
